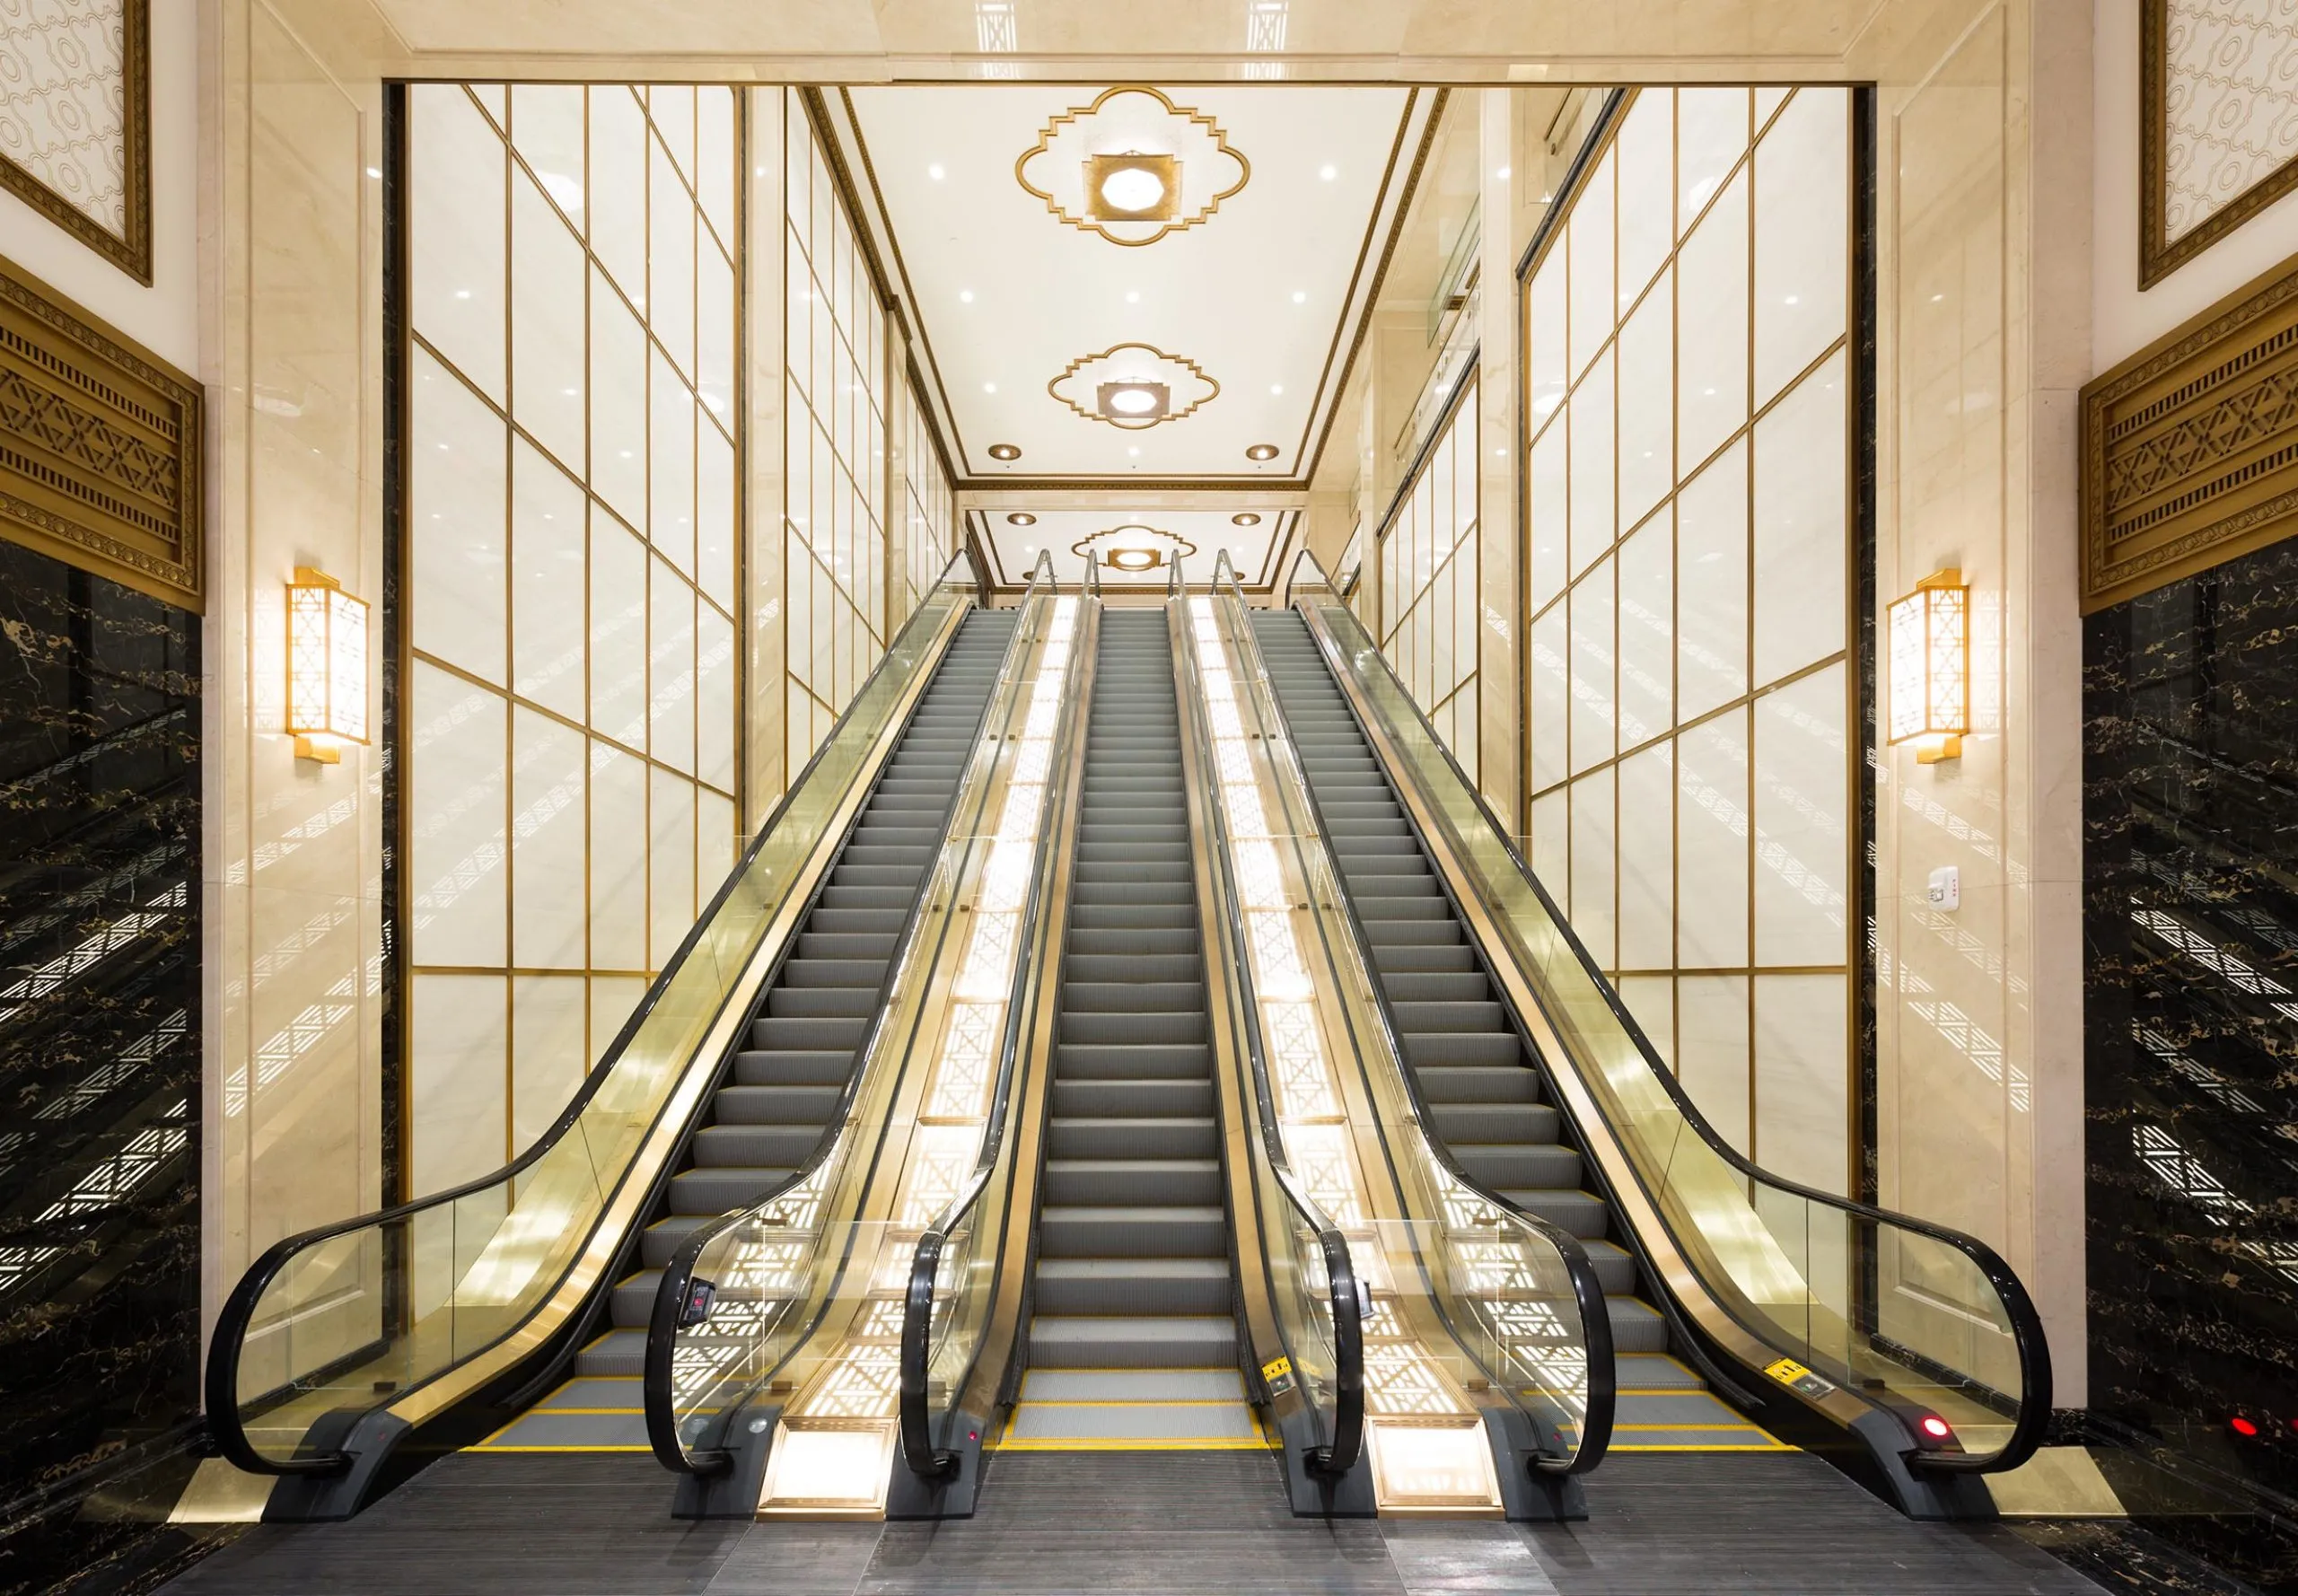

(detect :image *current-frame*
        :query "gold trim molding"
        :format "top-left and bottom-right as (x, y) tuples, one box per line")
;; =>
(0, 0), (153, 285)
(1014, 85), (1249, 248)
(2141, 0), (2298, 289)
(2082, 251), (2298, 612)
(0, 252), (201, 610)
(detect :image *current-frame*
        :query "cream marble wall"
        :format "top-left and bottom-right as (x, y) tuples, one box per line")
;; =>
(1855, 0), (2091, 1400)
(744, 85), (787, 826)
(198, 0), (408, 1329)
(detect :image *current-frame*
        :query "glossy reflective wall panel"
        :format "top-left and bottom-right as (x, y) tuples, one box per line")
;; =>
(0, 541), (203, 1575)
(2083, 535), (2298, 1571)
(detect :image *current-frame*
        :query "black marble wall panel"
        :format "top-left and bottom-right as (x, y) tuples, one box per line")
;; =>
(2083, 533), (2298, 1584)
(0, 539), (201, 1577)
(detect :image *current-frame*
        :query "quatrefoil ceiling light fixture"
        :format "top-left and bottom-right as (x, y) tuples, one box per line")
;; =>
(1015, 87), (1249, 247)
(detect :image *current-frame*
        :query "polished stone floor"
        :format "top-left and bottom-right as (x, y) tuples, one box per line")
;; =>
(156, 1449), (2118, 1596)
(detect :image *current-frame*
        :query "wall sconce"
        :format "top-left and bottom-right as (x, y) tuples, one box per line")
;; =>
(285, 566), (370, 764)
(1887, 567), (1969, 765)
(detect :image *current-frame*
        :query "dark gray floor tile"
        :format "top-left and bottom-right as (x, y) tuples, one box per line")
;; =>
(1383, 1518), (1558, 1592)
(703, 1522), (884, 1594)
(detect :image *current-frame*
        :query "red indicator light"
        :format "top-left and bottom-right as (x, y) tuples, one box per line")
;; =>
(1919, 1416), (1952, 1440)
(2231, 1416), (2260, 1437)
(969, 1430), (979, 1442)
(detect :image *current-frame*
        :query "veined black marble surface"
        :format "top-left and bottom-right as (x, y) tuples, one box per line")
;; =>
(2084, 534), (2298, 1594)
(0, 542), (202, 1592)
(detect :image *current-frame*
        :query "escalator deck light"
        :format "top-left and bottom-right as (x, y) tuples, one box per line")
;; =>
(1919, 1416), (1952, 1440)
(2232, 1416), (2259, 1437)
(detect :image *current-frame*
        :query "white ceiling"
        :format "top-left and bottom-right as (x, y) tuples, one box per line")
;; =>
(969, 506), (1297, 590)
(839, 84), (1419, 483)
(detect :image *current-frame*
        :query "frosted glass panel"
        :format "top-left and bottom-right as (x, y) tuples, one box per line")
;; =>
(697, 788), (738, 900)
(650, 556), (697, 776)
(1751, 352), (1847, 688)
(1568, 350), (1613, 575)
(589, 744), (647, 970)
(590, 512), (648, 750)
(1752, 662), (1848, 968)
(410, 974), (509, 1195)
(1530, 415), (1568, 609)
(696, 88), (736, 245)
(1566, 153), (1615, 377)
(1529, 261), (1568, 431)
(1615, 92), (1673, 313)
(511, 707), (588, 969)
(511, 170), (587, 469)
(1616, 267), (1673, 532)
(1675, 443), (1748, 721)
(1531, 789), (1570, 908)
(588, 88), (646, 309)
(409, 661), (507, 968)
(1753, 974), (1849, 1193)
(1617, 741), (1674, 969)
(1677, 169), (1749, 476)
(411, 351), (508, 685)
(511, 440), (587, 722)
(511, 975), (587, 1152)
(650, 85), (695, 185)
(650, 348), (697, 576)
(649, 139), (697, 381)
(649, 767), (697, 967)
(1676, 89), (1749, 234)
(1568, 557), (1616, 776)
(1677, 975), (1750, 1153)
(411, 85), (505, 406)
(510, 85), (585, 230)
(589, 272), (648, 528)
(697, 605), (738, 793)
(1616, 506), (1672, 748)
(1752, 89), (1848, 408)
(1530, 605), (1568, 794)
(1569, 767), (1617, 968)
(1676, 708), (1750, 969)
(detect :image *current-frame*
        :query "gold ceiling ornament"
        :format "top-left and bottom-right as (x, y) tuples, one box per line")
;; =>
(1049, 343), (1220, 429)
(1014, 85), (1250, 247)
(1070, 524), (1197, 574)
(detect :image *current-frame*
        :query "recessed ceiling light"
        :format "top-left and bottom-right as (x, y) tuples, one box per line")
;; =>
(1098, 380), (1170, 423)
(1107, 389), (1160, 415)
(984, 381), (998, 393)
(1291, 290), (1306, 304)
(1086, 153), (1180, 221)
(960, 289), (975, 303)
(1125, 290), (1141, 303)
(1109, 548), (1158, 572)
(1246, 443), (1279, 461)
(929, 162), (946, 180)
(1232, 513), (1261, 527)
(1495, 165), (1511, 180)
(1006, 512), (1037, 526)
(1270, 384), (1284, 396)
(1128, 446), (1142, 457)
(1319, 163), (1337, 180)
(988, 443), (1022, 460)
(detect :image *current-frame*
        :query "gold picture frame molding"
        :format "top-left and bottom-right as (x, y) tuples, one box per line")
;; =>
(0, 0), (153, 285)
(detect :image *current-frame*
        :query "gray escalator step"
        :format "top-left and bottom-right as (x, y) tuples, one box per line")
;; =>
(1047, 1117), (1218, 1160)
(1428, 1101), (1557, 1143)
(1399, 1030), (1524, 1068)
(732, 1048), (855, 1086)
(1060, 980), (1206, 1013)
(671, 1165), (801, 1214)
(765, 985), (878, 1020)
(1029, 1315), (1236, 1369)
(694, 1122), (826, 1168)
(713, 1083), (845, 1122)
(1042, 1158), (1223, 1206)
(750, 1014), (870, 1052)
(1031, 1258), (1232, 1316)
(1059, 1010), (1206, 1046)
(1051, 1078), (1216, 1118)
(1452, 1142), (1582, 1189)
(1607, 1295), (1669, 1352)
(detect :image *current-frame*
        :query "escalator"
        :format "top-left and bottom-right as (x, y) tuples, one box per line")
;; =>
(467, 612), (1016, 1448)
(202, 555), (1038, 1519)
(1243, 554), (2054, 1518)
(1001, 609), (1259, 1451)
(1250, 610), (1767, 1452)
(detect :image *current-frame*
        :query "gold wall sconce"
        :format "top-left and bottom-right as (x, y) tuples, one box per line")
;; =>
(1888, 567), (1969, 765)
(285, 566), (370, 764)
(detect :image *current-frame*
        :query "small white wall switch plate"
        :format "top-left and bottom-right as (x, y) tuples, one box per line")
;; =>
(1927, 865), (1960, 912)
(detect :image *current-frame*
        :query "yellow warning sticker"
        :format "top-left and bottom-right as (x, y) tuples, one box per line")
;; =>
(1261, 1355), (1293, 1382)
(1764, 1357), (1811, 1386)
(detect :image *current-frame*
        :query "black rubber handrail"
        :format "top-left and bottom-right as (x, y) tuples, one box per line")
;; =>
(897, 561), (1095, 1478)
(204, 550), (993, 1480)
(1285, 548), (2052, 1474)
(1171, 557), (1364, 1480)
(647, 552), (1060, 1477)
(1211, 551), (1616, 1475)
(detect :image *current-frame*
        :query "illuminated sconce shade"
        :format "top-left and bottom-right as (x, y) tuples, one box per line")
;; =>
(285, 566), (370, 763)
(1887, 568), (1968, 764)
